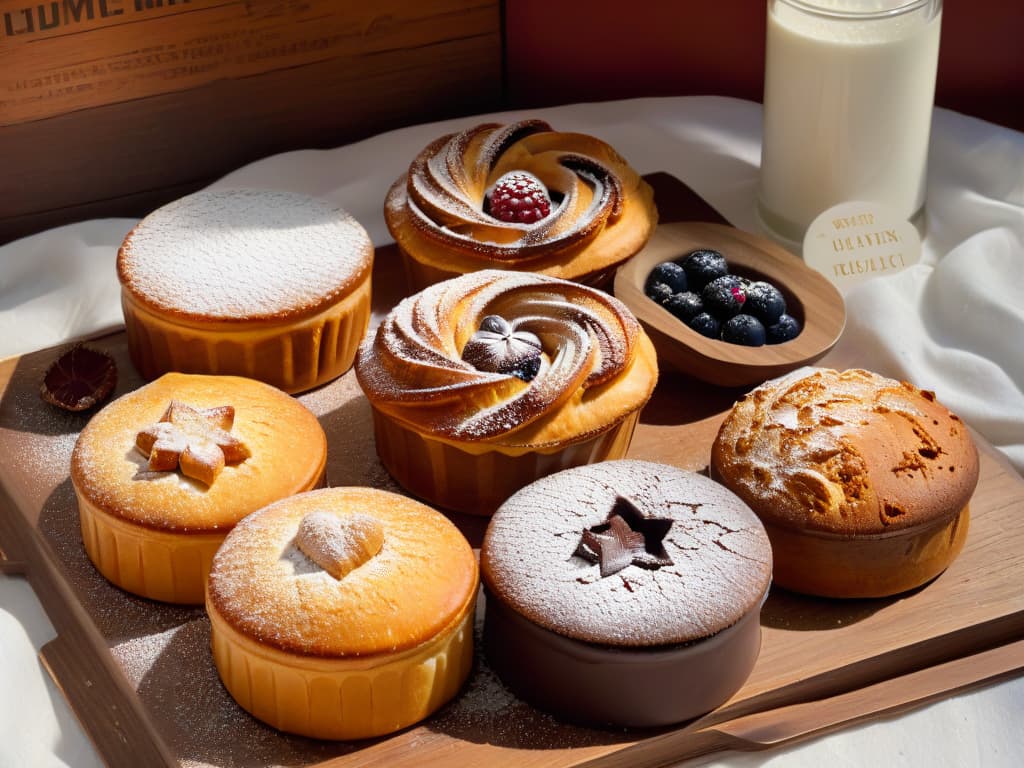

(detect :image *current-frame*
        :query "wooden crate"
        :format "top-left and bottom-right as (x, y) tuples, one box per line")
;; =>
(0, 0), (502, 243)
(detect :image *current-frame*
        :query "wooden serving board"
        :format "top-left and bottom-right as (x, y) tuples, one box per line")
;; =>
(1, 176), (1023, 768)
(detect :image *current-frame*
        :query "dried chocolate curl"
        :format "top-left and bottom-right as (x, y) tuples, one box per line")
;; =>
(40, 344), (117, 412)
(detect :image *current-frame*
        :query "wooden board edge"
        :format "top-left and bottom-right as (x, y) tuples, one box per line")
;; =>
(40, 635), (179, 768)
(0, 480), (176, 766)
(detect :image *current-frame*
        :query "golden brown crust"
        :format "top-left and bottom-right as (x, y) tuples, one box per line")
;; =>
(384, 120), (657, 282)
(355, 270), (658, 449)
(70, 373), (327, 532)
(206, 487), (479, 658)
(761, 505), (970, 598)
(711, 368), (980, 537)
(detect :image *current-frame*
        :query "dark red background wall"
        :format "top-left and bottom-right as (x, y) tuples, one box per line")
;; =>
(505, 1), (1023, 131)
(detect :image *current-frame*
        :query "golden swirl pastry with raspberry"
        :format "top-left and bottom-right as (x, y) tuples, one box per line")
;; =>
(384, 120), (658, 290)
(355, 270), (658, 515)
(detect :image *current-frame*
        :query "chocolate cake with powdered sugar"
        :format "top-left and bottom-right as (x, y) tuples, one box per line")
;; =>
(480, 459), (772, 727)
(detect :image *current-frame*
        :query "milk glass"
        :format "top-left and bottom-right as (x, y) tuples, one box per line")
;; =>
(757, 0), (942, 247)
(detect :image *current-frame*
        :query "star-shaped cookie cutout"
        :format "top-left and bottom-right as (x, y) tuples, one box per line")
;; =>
(573, 496), (674, 578)
(135, 400), (250, 486)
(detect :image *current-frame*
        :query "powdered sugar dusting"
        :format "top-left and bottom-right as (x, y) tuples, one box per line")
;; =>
(481, 460), (772, 647)
(355, 270), (651, 446)
(118, 189), (372, 320)
(1, 341), (620, 764)
(207, 487), (476, 657)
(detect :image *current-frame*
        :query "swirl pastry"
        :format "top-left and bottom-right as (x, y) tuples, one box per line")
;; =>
(711, 367), (980, 597)
(355, 270), (658, 515)
(384, 119), (658, 290)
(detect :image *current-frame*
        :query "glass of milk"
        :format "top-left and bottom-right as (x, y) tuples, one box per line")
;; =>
(757, 0), (942, 248)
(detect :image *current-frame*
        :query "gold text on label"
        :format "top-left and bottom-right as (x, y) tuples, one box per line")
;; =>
(832, 229), (901, 252)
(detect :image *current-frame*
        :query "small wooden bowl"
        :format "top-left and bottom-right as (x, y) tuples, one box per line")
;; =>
(615, 222), (845, 388)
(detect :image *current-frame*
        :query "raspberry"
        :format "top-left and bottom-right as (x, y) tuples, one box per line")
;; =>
(487, 172), (552, 224)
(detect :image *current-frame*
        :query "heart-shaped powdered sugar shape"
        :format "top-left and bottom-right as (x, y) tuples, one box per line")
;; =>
(295, 511), (384, 580)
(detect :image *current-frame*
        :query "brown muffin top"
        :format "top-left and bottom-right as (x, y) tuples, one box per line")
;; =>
(480, 460), (772, 647)
(117, 189), (373, 324)
(207, 487), (478, 658)
(711, 367), (980, 536)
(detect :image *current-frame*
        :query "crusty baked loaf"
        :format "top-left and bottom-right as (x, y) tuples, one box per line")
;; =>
(206, 487), (478, 740)
(118, 189), (373, 393)
(355, 269), (658, 515)
(385, 119), (657, 289)
(71, 372), (327, 603)
(711, 367), (979, 597)
(480, 460), (771, 726)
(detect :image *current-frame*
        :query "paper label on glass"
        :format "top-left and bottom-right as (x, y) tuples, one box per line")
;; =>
(803, 201), (922, 293)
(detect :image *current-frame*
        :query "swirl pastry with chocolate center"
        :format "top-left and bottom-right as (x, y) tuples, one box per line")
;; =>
(711, 367), (980, 597)
(355, 270), (658, 515)
(385, 119), (658, 290)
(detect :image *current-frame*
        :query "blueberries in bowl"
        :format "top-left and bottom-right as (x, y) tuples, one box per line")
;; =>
(664, 291), (704, 324)
(645, 261), (689, 295)
(689, 312), (721, 339)
(744, 281), (786, 325)
(643, 247), (802, 347)
(766, 314), (801, 344)
(721, 314), (766, 346)
(681, 249), (728, 292)
(646, 281), (674, 306)
(702, 275), (747, 319)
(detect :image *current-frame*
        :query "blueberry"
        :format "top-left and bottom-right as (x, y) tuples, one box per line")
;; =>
(645, 281), (674, 306)
(689, 312), (720, 339)
(681, 249), (728, 292)
(744, 281), (786, 325)
(766, 314), (801, 344)
(663, 291), (704, 323)
(645, 262), (688, 294)
(721, 314), (766, 346)
(701, 275), (747, 319)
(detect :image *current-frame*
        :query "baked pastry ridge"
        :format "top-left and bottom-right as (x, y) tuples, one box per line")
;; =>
(385, 119), (657, 287)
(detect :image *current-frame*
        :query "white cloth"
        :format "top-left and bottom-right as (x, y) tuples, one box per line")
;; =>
(0, 96), (1021, 767)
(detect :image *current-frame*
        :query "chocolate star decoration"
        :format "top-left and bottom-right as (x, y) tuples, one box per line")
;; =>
(135, 400), (251, 486)
(574, 496), (674, 578)
(461, 314), (543, 381)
